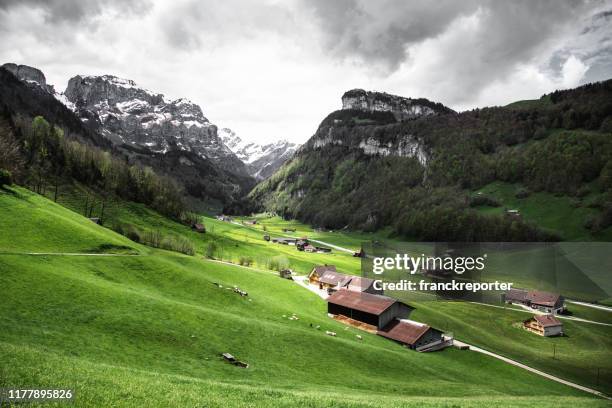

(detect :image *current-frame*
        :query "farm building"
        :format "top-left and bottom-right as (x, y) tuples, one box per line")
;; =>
(191, 223), (206, 233)
(327, 290), (413, 330)
(523, 315), (563, 337)
(341, 276), (383, 295)
(304, 244), (316, 252)
(308, 265), (346, 289)
(378, 319), (445, 351)
(504, 289), (565, 314)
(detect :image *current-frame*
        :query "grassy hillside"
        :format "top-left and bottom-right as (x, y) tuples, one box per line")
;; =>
(2, 186), (607, 406)
(409, 301), (612, 394)
(250, 81), (612, 242)
(473, 181), (612, 241)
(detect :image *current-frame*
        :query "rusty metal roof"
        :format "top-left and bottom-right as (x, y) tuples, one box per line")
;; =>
(532, 314), (562, 327)
(526, 290), (562, 307)
(378, 319), (430, 345)
(327, 290), (399, 315)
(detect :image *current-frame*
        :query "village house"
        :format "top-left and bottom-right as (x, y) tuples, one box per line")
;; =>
(327, 290), (413, 330)
(308, 265), (346, 289)
(523, 314), (563, 337)
(304, 244), (317, 252)
(378, 319), (445, 351)
(504, 288), (565, 314)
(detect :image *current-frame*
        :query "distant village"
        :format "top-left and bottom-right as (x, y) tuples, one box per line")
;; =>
(299, 264), (567, 351)
(215, 214), (566, 351)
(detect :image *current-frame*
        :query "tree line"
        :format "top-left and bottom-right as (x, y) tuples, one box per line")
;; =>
(0, 114), (186, 219)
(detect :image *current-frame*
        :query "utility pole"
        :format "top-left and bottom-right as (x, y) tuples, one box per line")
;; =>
(552, 344), (556, 359)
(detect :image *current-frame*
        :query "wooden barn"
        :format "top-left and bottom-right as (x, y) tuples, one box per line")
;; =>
(378, 319), (445, 351)
(308, 265), (346, 289)
(327, 290), (413, 330)
(523, 314), (563, 337)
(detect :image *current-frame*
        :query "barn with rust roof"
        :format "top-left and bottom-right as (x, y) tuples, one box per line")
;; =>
(327, 290), (413, 330)
(378, 319), (444, 351)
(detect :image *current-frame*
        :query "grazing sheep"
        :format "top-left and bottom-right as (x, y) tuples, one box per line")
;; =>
(356, 335), (362, 340)
(325, 331), (337, 337)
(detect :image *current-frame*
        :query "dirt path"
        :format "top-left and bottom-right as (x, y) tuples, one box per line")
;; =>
(567, 300), (612, 312)
(453, 339), (610, 399)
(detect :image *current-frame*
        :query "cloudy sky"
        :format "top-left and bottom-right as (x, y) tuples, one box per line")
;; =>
(1, 0), (611, 144)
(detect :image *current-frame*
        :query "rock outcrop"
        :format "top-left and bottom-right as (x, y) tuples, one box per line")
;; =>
(341, 89), (454, 121)
(64, 75), (247, 175)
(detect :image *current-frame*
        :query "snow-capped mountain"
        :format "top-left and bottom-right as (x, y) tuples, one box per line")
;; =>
(2, 62), (295, 187)
(63, 74), (248, 176)
(2, 63), (256, 204)
(219, 128), (298, 180)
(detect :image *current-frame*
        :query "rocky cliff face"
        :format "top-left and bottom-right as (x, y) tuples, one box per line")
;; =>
(2, 63), (55, 93)
(341, 89), (453, 121)
(219, 128), (298, 180)
(64, 75), (247, 175)
(304, 89), (453, 165)
(2, 63), (256, 204)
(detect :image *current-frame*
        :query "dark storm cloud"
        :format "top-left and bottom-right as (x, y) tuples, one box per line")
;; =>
(305, 0), (602, 73)
(0, 0), (151, 23)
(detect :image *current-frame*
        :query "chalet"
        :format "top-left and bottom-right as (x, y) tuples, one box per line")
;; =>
(327, 290), (413, 330)
(341, 276), (383, 295)
(308, 265), (345, 289)
(304, 244), (316, 252)
(191, 223), (206, 233)
(378, 319), (445, 351)
(523, 314), (563, 337)
(504, 289), (565, 314)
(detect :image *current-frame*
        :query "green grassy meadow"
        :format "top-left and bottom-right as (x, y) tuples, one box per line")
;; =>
(473, 181), (612, 241)
(1, 185), (611, 406)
